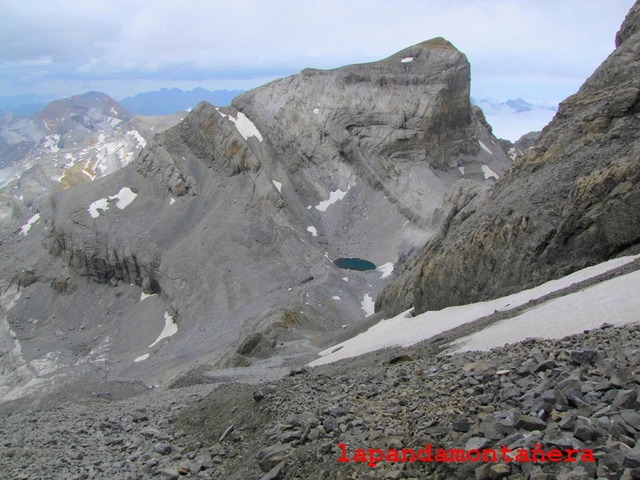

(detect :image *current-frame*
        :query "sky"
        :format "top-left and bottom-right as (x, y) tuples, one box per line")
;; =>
(0, 1), (636, 108)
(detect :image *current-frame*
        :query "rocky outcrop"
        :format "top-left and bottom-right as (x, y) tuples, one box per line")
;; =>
(379, 2), (640, 315)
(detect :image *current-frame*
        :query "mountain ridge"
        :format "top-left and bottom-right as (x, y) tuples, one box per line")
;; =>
(378, 1), (640, 316)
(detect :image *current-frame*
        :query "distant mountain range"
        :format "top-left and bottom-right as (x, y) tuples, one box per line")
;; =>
(0, 94), (56, 116)
(119, 87), (245, 115)
(0, 88), (245, 119)
(472, 97), (558, 141)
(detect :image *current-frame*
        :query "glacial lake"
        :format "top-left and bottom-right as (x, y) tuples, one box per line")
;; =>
(333, 257), (377, 271)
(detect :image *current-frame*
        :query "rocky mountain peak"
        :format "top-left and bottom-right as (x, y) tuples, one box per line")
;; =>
(378, 1), (640, 315)
(616, 0), (640, 47)
(417, 36), (457, 50)
(35, 91), (132, 134)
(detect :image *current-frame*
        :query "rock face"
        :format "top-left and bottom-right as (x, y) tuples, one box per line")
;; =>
(0, 38), (510, 404)
(379, 4), (640, 315)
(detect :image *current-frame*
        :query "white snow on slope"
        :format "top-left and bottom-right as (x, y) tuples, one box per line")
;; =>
(449, 268), (640, 353)
(315, 187), (350, 211)
(217, 109), (263, 142)
(361, 294), (375, 317)
(401, 56), (414, 63)
(19, 213), (41, 235)
(377, 262), (394, 279)
(134, 353), (150, 363)
(309, 255), (640, 367)
(307, 226), (318, 236)
(42, 134), (60, 153)
(481, 165), (499, 180)
(148, 312), (178, 349)
(127, 130), (147, 148)
(478, 140), (493, 155)
(88, 198), (109, 218)
(272, 180), (282, 193)
(111, 187), (137, 209)
(88, 187), (137, 218)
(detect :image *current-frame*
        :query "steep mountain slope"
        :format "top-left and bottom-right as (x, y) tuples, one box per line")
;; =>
(0, 38), (510, 404)
(0, 93), (183, 236)
(379, 3), (640, 315)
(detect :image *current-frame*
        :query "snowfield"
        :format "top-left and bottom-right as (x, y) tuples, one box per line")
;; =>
(309, 255), (640, 367)
(315, 186), (350, 211)
(88, 187), (137, 218)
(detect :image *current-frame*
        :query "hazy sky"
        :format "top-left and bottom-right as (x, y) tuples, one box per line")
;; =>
(0, 0), (635, 104)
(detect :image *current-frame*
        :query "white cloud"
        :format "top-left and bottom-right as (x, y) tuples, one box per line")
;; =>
(0, 0), (636, 103)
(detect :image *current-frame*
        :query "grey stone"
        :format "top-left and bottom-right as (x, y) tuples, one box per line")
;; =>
(154, 442), (172, 455)
(612, 390), (638, 410)
(488, 463), (512, 480)
(465, 437), (493, 451)
(573, 417), (599, 442)
(513, 412), (547, 431)
(258, 461), (284, 480)
(256, 444), (291, 473)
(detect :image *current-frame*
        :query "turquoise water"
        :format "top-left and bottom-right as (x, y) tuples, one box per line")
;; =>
(333, 257), (377, 271)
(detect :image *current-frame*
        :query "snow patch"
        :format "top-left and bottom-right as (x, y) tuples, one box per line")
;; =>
(88, 187), (137, 218)
(127, 130), (147, 148)
(332, 296), (341, 300)
(140, 292), (155, 301)
(401, 56), (414, 63)
(377, 262), (394, 279)
(450, 268), (640, 353)
(19, 213), (41, 235)
(481, 165), (499, 180)
(309, 255), (640, 367)
(134, 354), (150, 363)
(458, 167), (465, 175)
(313, 108), (320, 114)
(307, 226), (318, 237)
(42, 134), (60, 153)
(315, 186), (350, 212)
(169, 197), (175, 205)
(148, 312), (178, 348)
(272, 180), (282, 193)
(217, 109), (263, 142)
(478, 140), (493, 155)
(361, 294), (375, 317)
(88, 198), (109, 218)
(112, 187), (137, 209)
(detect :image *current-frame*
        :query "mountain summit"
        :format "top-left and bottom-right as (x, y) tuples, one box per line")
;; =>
(379, 3), (640, 315)
(0, 37), (509, 403)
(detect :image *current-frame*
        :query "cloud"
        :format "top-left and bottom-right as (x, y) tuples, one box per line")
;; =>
(0, 0), (636, 100)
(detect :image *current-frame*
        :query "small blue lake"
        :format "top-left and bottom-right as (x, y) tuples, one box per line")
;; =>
(333, 257), (377, 271)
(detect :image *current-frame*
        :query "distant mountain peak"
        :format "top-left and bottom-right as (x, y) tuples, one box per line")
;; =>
(120, 88), (245, 116)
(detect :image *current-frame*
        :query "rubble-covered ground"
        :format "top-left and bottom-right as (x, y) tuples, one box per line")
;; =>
(1, 320), (639, 480)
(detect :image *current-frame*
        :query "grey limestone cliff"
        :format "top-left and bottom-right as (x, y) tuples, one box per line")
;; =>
(378, 1), (640, 315)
